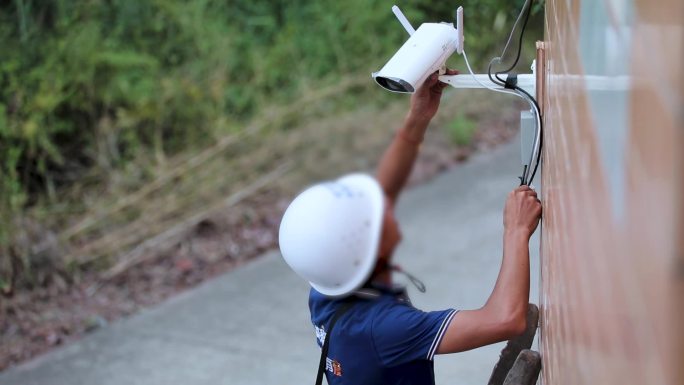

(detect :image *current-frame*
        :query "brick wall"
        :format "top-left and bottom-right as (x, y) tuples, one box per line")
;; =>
(540, 1), (683, 384)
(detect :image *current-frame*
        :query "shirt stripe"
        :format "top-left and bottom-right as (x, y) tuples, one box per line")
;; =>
(427, 309), (458, 360)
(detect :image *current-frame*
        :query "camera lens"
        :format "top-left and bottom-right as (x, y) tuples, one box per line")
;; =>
(384, 79), (405, 92)
(376, 77), (413, 93)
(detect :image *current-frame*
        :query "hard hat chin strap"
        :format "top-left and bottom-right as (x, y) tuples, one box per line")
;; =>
(365, 259), (426, 295)
(389, 264), (426, 293)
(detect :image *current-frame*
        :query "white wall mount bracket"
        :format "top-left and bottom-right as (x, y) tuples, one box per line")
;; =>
(439, 74), (536, 97)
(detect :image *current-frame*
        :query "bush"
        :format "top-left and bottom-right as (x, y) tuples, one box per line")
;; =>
(446, 114), (477, 146)
(0, 0), (542, 286)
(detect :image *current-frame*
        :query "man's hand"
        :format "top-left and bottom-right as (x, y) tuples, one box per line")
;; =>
(503, 185), (542, 238)
(376, 69), (459, 204)
(436, 185), (541, 355)
(407, 68), (459, 125)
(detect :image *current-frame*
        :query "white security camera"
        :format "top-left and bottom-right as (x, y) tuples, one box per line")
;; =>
(372, 6), (464, 93)
(373, 3), (543, 187)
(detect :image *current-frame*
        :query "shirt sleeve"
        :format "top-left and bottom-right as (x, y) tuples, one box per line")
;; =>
(371, 302), (457, 366)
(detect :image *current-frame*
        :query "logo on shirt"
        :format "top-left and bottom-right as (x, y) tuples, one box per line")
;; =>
(315, 325), (343, 377)
(326, 357), (343, 377)
(314, 324), (326, 345)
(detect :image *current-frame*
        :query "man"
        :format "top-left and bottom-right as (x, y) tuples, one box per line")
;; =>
(279, 70), (542, 384)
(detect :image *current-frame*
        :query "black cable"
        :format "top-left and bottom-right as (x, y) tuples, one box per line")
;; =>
(514, 85), (543, 185)
(489, 71), (543, 186)
(518, 164), (528, 186)
(494, 0), (533, 83)
(485, 0), (541, 186)
(528, 121), (542, 184)
(488, 61), (505, 87)
(488, 0), (533, 87)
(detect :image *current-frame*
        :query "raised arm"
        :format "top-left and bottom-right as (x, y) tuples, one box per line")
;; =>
(376, 69), (458, 205)
(437, 186), (542, 354)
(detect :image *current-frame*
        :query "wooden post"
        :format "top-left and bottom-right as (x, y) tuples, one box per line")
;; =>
(535, 41), (545, 116)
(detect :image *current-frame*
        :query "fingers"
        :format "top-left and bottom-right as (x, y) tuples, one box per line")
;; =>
(516, 185), (537, 193)
(436, 68), (459, 87)
(416, 72), (439, 95)
(419, 68), (460, 95)
(426, 71), (440, 87)
(427, 73), (448, 96)
(512, 185), (539, 202)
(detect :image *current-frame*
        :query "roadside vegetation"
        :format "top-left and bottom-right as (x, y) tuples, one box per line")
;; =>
(446, 114), (478, 146)
(0, 0), (542, 368)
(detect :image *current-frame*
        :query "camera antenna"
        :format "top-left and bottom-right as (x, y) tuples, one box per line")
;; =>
(391, 5), (415, 36)
(455, 6), (464, 54)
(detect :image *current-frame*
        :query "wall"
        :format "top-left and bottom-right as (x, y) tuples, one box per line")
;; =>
(540, 0), (683, 384)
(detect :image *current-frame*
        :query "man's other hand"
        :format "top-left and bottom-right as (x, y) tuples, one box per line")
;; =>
(407, 68), (459, 125)
(436, 185), (541, 355)
(503, 185), (542, 238)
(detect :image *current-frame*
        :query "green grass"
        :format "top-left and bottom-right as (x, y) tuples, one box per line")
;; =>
(446, 114), (477, 146)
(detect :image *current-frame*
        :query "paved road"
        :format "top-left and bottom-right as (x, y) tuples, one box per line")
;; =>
(0, 138), (540, 385)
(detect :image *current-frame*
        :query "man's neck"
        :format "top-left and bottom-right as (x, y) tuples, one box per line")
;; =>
(371, 259), (393, 286)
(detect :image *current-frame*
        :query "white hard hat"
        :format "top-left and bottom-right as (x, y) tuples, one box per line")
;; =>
(278, 173), (384, 297)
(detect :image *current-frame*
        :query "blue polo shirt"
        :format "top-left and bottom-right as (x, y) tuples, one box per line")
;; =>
(309, 286), (457, 384)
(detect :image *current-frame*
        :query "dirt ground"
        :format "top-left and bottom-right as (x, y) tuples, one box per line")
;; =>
(0, 91), (523, 371)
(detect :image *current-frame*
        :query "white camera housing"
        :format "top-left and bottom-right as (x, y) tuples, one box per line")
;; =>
(372, 6), (464, 93)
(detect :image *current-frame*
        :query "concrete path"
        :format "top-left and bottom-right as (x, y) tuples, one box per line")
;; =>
(0, 137), (540, 385)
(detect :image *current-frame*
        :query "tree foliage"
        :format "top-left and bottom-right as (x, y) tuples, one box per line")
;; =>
(0, 0), (541, 263)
